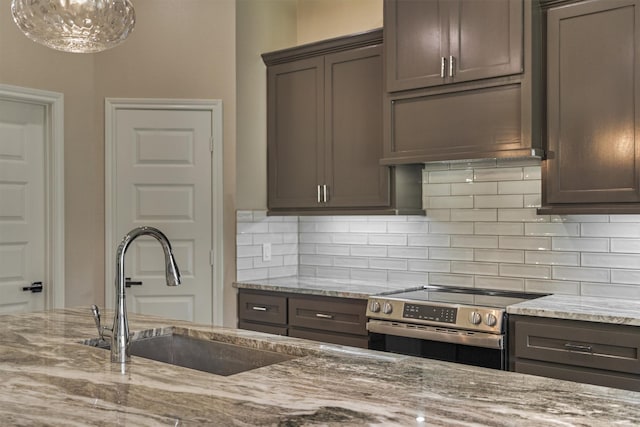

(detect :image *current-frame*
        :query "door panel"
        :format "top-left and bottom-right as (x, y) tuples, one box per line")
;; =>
(115, 109), (213, 323)
(0, 100), (45, 313)
(386, 0), (448, 92)
(267, 57), (324, 209)
(325, 45), (390, 208)
(546, 0), (640, 204)
(450, 0), (523, 83)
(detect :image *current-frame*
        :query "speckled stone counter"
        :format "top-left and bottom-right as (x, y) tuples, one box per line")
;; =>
(507, 294), (640, 326)
(1, 308), (639, 426)
(233, 276), (403, 299)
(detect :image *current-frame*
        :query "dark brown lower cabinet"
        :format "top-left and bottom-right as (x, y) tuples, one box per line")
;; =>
(237, 289), (369, 348)
(509, 315), (640, 391)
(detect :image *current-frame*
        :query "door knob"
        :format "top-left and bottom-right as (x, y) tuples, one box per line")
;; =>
(22, 281), (43, 293)
(125, 277), (143, 288)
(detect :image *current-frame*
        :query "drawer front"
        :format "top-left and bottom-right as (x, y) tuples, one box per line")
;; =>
(515, 360), (640, 392)
(238, 320), (288, 336)
(514, 317), (640, 375)
(238, 291), (287, 325)
(288, 296), (367, 336)
(289, 327), (369, 349)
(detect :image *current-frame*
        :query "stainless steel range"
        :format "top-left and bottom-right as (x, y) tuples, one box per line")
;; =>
(366, 285), (546, 370)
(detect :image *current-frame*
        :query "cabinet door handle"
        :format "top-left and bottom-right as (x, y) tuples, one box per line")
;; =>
(251, 306), (268, 311)
(564, 343), (593, 353)
(323, 184), (328, 203)
(315, 313), (334, 319)
(440, 56), (447, 78)
(449, 56), (455, 77)
(317, 184), (322, 203)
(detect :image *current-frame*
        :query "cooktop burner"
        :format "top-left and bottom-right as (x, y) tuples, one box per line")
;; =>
(378, 285), (547, 309)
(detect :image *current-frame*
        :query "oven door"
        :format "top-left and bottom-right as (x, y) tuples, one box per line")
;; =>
(367, 320), (506, 370)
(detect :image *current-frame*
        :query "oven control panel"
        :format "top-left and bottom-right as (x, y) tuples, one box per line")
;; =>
(403, 303), (457, 324)
(366, 298), (505, 333)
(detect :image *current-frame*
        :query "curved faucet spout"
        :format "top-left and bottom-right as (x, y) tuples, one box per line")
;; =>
(111, 226), (181, 364)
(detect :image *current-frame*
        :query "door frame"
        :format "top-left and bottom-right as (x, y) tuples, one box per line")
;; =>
(104, 98), (224, 325)
(0, 84), (65, 310)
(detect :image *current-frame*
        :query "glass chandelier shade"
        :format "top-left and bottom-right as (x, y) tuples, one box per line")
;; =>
(11, 0), (136, 53)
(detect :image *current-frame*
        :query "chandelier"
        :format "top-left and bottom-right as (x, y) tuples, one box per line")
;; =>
(11, 0), (136, 53)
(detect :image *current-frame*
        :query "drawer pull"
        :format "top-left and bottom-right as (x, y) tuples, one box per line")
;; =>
(564, 343), (593, 353)
(315, 313), (334, 319)
(251, 306), (268, 312)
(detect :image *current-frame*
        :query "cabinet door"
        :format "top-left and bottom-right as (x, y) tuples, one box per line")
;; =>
(385, 0), (449, 92)
(449, 0), (523, 83)
(324, 45), (390, 208)
(545, 0), (640, 205)
(267, 57), (325, 209)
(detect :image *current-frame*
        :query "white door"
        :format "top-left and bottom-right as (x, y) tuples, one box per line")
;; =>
(0, 99), (46, 313)
(113, 108), (213, 323)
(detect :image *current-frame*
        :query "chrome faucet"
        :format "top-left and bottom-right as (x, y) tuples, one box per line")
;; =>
(92, 226), (181, 363)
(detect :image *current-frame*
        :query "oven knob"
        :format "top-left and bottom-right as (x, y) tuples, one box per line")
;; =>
(382, 302), (393, 314)
(469, 311), (482, 325)
(369, 300), (381, 313)
(485, 313), (497, 327)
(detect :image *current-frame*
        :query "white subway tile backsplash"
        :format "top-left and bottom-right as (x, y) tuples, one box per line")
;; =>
(451, 261), (498, 276)
(474, 249), (524, 264)
(451, 235), (499, 249)
(408, 259), (451, 273)
(474, 167), (523, 182)
(388, 247), (429, 259)
(349, 222), (388, 233)
(475, 222), (523, 236)
(369, 258), (408, 270)
(428, 169), (473, 183)
(451, 182), (497, 195)
(426, 195), (474, 209)
(610, 239), (640, 253)
(582, 223), (640, 238)
(334, 256), (369, 269)
(430, 222), (474, 235)
(552, 237), (609, 253)
(388, 221), (429, 234)
(408, 234), (450, 247)
(525, 223), (580, 237)
(525, 251), (579, 266)
(498, 208), (547, 223)
(475, 195), (523, 209)
(499, 236), (551, 251)
(429, 273), (474, 287)
(525, 279), (580, 295)
(236, 160), (640, 302)
(552, 266), (610, 283)
(610, 269), (640, 285)
(475, 276), (524, 291)
(581, 282), (640, 299)
(581, 253), (640, 269)
(500, 264), (551, 279)
(451, 209), (496, 222)
(424, 183), (451, 196)
(429, 247), (474, 261)
(498, 180), (540, 195)
(351, 246), (389, 257)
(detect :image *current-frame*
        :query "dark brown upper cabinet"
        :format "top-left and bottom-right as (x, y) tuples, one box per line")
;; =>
(381, 0), (541, 164)
(263, 30), (423, 215)
(540, 0), (640, 214)
(385, 0), (524, 93)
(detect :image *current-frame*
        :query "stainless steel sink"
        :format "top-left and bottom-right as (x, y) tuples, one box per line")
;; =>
(85, 333), (297, 376)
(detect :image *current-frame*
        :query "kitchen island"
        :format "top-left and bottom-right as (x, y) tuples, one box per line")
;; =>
(1, 309), (639, 426)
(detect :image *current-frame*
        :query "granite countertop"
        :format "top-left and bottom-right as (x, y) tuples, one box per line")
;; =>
(1, 308), (639, 426)
(507, 294), (640, 326)
(233, 276), (404, 299)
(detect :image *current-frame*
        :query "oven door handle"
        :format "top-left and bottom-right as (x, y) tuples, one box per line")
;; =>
(366, 320), (504, 350)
